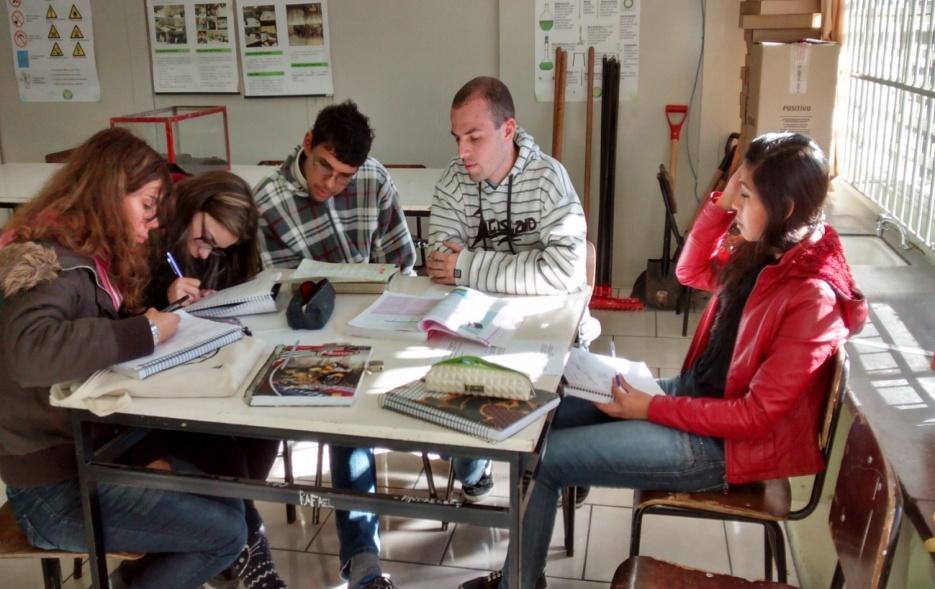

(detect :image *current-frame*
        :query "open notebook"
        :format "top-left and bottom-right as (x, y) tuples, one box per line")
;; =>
(112, 311), (243, 379)
(379, 379), (559, 442)
(563, 347), (664, 403)
(185, 271), (282, 318)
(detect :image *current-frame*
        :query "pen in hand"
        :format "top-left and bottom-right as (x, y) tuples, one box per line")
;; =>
(162, 295), (190, 313)
(166, 251), (184, 278)
(609, 340), (623, 388)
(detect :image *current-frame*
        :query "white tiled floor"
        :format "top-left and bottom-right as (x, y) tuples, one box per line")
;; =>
(2, 309), (799, 588)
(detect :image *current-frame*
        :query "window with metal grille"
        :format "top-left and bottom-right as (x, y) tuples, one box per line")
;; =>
(839, 0), (935, 250)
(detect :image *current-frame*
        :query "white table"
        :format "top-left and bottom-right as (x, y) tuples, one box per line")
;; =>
(0, 163), (440, 213)
(73, 276), (589, 588)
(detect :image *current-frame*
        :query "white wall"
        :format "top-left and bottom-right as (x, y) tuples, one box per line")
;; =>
(0, 0), (744, 289)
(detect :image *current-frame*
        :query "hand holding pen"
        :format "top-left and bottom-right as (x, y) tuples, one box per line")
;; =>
(597, 340), (653, 420)
(165, 251), (204, 305)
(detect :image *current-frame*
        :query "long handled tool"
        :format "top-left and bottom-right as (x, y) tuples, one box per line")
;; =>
(664, 104), (688, 191)
(583, 46), (595, 222)
(551, 47), (567, 160)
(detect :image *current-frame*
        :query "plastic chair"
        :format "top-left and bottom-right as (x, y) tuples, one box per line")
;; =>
(628, 347), (849, 583)
(611, 413), (902, 589)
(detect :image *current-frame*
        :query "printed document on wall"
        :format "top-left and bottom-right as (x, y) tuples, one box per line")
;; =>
(534, 0), (640, 102)
(145, 1), (239, 93)
(234, 0), (334, 96)
(7, 0), (101, 102)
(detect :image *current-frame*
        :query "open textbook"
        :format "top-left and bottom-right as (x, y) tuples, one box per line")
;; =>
(346, 286), (520, 346)
(563, 347), (664, 403)
(289, 260), (399, 294)
(184, 270), (282, 318)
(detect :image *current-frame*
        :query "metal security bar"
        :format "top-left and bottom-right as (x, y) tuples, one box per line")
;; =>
(839, 0), (935, 250)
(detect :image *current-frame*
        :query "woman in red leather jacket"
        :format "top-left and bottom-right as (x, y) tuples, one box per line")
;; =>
(460, 132), (868, 589)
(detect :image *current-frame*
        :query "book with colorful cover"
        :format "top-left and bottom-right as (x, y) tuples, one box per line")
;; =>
(245, 343), (372, 406)
(379, 379), (560, 442)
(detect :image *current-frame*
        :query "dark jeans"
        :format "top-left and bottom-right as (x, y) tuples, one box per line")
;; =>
(6, 476), (246, 589)
(499, 375), (726, 589)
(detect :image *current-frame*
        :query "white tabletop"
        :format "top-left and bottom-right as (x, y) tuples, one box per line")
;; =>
(114, 276), (589, 453)
(0, 163), (439, 213)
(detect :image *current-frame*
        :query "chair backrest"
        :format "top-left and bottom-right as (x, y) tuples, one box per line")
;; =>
(829, 414), (902, 589)
(45, 148), (74, 164)
(586, 240), (596, 288)
(257, 160), (284, 166)
(791, 346), (849, 520)
(385, 164), (426, 169)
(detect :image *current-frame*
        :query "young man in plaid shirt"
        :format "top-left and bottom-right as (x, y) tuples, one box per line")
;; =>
(255, 99), (416, 274)
(254, 100), (413, 589)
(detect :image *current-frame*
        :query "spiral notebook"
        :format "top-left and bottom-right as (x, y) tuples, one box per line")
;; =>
(379, 379), (559, 442)
(563, 347), (664, 403)
(112, 311), (243, 379)
(185, 271), (282, 318)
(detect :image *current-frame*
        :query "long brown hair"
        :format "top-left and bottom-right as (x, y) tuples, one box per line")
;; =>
(5, 128), (171, 310)
(154, 171), (260, 289)
(719, 133), (829, 294)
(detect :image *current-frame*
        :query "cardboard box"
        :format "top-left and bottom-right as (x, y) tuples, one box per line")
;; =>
(741, 0), (820, 16)
(744, 28), (822, 43)
(745, 41), (840, 152)
(741, 13), (822, 29)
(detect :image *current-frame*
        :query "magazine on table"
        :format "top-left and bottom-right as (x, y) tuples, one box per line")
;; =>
(346, 286), (519, 346)
(563, 347), (664, 403)
(244, 343), (372, 406)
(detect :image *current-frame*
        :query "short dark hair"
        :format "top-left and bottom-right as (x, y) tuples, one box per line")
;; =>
(452, 76), (515, 126)
(310, 100), (374, 167)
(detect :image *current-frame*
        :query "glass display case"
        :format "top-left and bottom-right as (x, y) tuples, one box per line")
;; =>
(110, 106), (231, 174)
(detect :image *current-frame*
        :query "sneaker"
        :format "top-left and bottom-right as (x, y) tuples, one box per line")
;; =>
(356, 576), (397, 589)
(458, 570), (546, 589)
(462, 462), (494, 503)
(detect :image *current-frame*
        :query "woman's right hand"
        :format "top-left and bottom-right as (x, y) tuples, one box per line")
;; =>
(144, 308), (180, 343)
(718, 166), (743, 211)
(167, 277), (203, 304)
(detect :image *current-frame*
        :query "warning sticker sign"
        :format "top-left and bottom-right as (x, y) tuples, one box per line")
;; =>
(70, 25), (83, 39)
(72, 42), (85, 57)
(46, 5), (57, 19)
(69, 5), (82, 20)
(50, 42), (64, 57)
(48, 24), (60, 39)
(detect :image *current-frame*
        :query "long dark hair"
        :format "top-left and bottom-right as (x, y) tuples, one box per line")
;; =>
(719, 133), (829, 294)
(154, 171), (260, 290)
(5, 128), (171, 311)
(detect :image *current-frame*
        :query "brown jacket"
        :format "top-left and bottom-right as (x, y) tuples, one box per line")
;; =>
(0, 241), (152, 487)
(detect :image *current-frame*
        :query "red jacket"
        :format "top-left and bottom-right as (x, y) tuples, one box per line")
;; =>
(647, 196), (867, 485)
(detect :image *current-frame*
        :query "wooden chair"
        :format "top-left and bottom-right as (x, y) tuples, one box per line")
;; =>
(611, 414), (902, 589)
(44, 149), (74, 164)
(0, 502), (141, 589)
(628, 347), (850, 583)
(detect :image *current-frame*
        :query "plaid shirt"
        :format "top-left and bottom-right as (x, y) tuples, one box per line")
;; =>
(255, 146), (415, 273)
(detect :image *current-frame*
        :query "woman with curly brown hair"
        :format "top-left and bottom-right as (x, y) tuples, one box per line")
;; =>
(0, 128), (247, 589)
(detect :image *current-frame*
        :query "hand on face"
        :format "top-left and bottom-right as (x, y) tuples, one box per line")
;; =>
(594, 375), (653, 420)
(718, 166), (743, 211)
(426, 241), (463, 285)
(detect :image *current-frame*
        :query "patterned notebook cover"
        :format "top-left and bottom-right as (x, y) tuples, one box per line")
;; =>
(379, 380), (560, 442)
(246, 343), (371, 406)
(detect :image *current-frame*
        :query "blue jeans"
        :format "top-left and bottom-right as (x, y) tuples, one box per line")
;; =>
(500, 376), (726, 589)
(448, 457), (489, 487)
(329, 445), (380, 574)
(6, 478), (247, 589)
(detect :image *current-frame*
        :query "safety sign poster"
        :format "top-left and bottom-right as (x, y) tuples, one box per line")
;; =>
(6, 0), (101, 101)
(534, 0), (640, 102)
(146, 1), (239, 93)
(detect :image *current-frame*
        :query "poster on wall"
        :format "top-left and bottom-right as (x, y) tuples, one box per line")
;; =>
(145, 0), (239, 93)
(234, 0), (334, 97)
(6, 0), (101, 102)
(534, 0), (640, 102)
